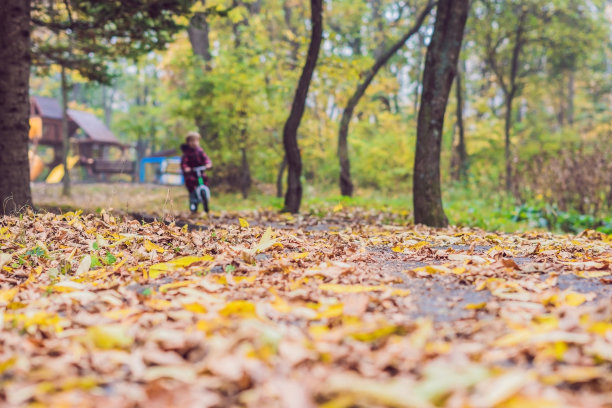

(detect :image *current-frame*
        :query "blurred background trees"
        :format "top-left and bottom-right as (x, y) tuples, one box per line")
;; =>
(19, 0), (612, 227)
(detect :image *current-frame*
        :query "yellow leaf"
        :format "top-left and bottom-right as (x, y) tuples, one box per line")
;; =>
(333, 203), (343, 212)
(149, 255), (213, 279)
(159, 280), (197, 293)
(349, 325), (398, 342)
(575, 270), (611, 278)
(414, 265), (454, 275)
(309, 324), (331, 338)
(238, 218), (250, 228)
(542, 366), (606, 386)
(270, 297), (292, 313)
(319, 284), (387, 294)
(252, 226), (279, 253)
(0, 357), (17, 375)
(544, 291), (591, 307)
(565, 292), (587, 307)
(532, 315), (559, 331)
(588, 322), (612, 335)
(51, 280), (87, 292)
(86, 325), (133, 349)
(464, 302), (487, 310)
(451, 266), (467, 274)
(146, 298), (173, 310)
(317, 303), (344, 319)
(291, 252), (309, 260)
(0, 288), (18, 304)
(219, 300), (257, 318)
(144, 240), (165, 253)
(183, 302), (207, 314)
(499, 395), (565, 408)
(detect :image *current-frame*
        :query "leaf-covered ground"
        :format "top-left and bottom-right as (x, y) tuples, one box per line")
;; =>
(1, 209), (611, 407)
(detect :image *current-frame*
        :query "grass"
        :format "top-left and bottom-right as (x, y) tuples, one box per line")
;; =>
(31, 182), (535, 233)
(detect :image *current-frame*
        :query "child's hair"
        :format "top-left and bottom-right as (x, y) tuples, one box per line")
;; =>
(186, 131), (200, 143)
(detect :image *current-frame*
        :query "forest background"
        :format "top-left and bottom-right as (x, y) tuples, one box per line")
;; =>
(28, 0), (612, 233)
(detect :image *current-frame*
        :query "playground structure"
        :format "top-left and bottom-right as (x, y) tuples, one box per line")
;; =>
(29, 96), (135, 182)
(29, 96), (185, 186)
(139, 156), (184, 186)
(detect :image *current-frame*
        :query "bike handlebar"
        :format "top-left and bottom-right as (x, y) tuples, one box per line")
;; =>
(190, 166), (212, 172)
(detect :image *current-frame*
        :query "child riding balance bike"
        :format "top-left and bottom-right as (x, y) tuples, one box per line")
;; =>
(180, 132), (213, 214)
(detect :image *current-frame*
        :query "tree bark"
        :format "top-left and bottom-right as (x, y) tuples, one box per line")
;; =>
(0, 0), (32, 215)
(188, 12), (212, 66)
(451, 60), (467, 182)
(239, 128), (251, 199)
(338, 1), (434, 196)
(282, 0), (323, 213)
(567, 71), (575, 126)
(61, 66), (72, 197)
(503, 10), (525, 193)
(503, 92), (515, 193)
(413, 32), (426, 116)
(276, 155), (287, 198)
(413, 0), (469, 227)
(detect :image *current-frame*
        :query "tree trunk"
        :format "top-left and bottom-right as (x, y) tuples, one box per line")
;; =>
(61, 66), (72, 197)
(276, 155), (287, 198)
(503, 92), (515, 194)
(338, 1), (434, 196)
(451, 61), (467, 181)
(413, 0), (469, 227)
(188, 12), (212, 65)
(102, 85), (113, 127)
(239, 129), (251, 199)
(282, 0), (323, 213)
(0, 0), (32, 215)
(503, 11), (525, 194)
(413, 32), (426, 116)
(567, 71), (575, 126)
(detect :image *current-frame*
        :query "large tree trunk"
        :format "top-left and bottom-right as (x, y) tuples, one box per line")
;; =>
(503, 11), (525, 194)
(338, 1), (434, 197)
(413, 32), (426, 116)
(413, 0), (469, 227)
(61, 66), (71, 197)
(0, 0), (32, 215)
(282, 0), (323, 213)
(451, 61), (467, 181)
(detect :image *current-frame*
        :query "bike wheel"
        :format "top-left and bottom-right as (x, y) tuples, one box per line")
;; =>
(199, 188), (209, 213)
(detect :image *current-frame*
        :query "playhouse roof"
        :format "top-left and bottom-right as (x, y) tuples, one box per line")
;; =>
(67, 109), (122, 146)
(31, 96), (63, 120)
(30, 96), (123, 146)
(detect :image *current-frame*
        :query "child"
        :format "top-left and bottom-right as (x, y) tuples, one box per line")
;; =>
(180, 131), (212, 213)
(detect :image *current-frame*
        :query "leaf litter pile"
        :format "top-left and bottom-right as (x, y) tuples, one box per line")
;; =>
(1, 209), (611, 407)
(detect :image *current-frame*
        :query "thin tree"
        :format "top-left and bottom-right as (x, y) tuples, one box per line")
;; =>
(282, 0), (323, 213)
(0, 0), (32, 215)
(413, 0), (469, 227)
(337, 1), (435, 196)
(450, 59), (467, 182)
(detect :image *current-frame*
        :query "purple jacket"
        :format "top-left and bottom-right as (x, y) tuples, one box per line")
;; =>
(180, 144), (212, 192)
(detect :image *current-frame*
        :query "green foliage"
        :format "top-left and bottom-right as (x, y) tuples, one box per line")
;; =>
(31, 0), (191, 83)
(29, 0), (612, 229)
